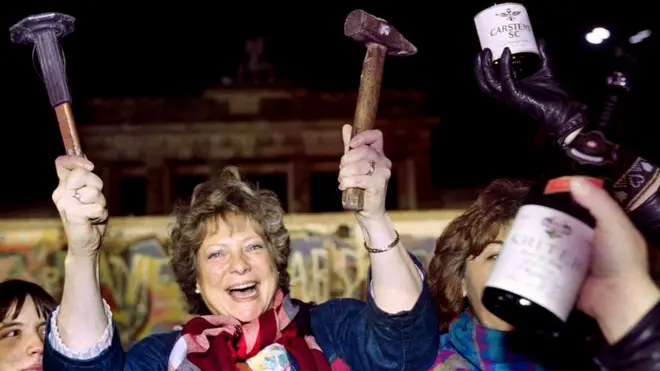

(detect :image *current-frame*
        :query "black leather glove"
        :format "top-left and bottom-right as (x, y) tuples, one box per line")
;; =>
(474, 40), (588, 146)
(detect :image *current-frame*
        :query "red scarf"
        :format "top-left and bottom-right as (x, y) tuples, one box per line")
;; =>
(168, 290), (332, 371)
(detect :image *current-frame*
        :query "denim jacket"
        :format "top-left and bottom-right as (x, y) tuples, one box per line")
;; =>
(43, 256), (438, 371)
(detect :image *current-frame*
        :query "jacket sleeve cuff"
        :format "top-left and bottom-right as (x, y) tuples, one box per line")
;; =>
(594, 300), (660, 370)
(365, 253), (437, 331)
(628, 191), (660, 247)
(364, 271), (438, 370)
(47, 300), (115, 360)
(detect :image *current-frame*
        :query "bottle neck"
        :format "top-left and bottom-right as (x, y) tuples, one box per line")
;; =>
(558, 67), (634, 181)
(591, 69), (632, 136)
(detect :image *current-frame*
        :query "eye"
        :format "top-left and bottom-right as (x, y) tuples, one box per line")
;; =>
(207, 249), (227, 259)
(2, 330), (19, 339)
(247, 244), (264, 252)
(488, 254), (499, 261)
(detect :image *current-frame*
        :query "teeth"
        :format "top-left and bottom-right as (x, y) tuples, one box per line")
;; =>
(229, 283), (256, 290)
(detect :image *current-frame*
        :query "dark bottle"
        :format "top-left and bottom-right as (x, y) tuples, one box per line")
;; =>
(481, 49), (636, 336)
(474, 2), (541, 80)
(561, 47), (636, 183)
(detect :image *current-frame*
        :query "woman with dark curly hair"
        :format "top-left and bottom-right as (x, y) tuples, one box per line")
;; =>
(0, 279), (57, 371)
(428, 179), (529, 335)
(42, 125), (438, 371)
(426, 178), (599, 370)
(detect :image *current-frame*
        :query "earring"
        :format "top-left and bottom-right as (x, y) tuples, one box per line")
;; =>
(195, 284), (201, 294)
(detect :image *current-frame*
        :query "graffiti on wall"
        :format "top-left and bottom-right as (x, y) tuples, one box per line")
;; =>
(0, 211), (460, 347)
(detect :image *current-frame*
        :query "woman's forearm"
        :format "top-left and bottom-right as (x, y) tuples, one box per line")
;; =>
(57, 253), (109, 351)
(359, 214), (422, 313)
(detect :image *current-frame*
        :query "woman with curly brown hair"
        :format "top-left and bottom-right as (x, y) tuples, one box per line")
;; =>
(426, 179), (599, 370)
(428, 179), (529, 336)
(42, 125), (438, 371)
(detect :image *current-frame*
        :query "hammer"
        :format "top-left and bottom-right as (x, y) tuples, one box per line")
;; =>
(342, 10), (417, 211)
(10, 12), (82, 157)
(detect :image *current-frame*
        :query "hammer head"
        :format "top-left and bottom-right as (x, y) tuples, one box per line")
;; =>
(10, 12), (75, 45)
(344, 9), (417, 56)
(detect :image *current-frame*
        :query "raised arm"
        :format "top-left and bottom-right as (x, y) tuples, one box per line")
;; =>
(338, 125), (422, 312)
(50, 155), (109, 349)
(312, 126), (437, 370)
(43, 157), (189, 371)
(41, 155), (127, 371)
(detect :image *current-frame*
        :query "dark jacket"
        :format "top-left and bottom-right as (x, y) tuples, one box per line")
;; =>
(43, 257), (438, 371)
(595, 300), (660, 370)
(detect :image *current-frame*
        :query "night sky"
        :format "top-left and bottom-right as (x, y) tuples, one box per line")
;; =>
(0, 1), (657, 211)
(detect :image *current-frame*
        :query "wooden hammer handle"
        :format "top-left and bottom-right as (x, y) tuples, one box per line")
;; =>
(342, 44), (386, 211)
(55, 103), (83, 156)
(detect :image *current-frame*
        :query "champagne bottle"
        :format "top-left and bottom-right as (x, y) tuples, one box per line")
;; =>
(481, 50), (636, 335)
(474, 2), (541, 80)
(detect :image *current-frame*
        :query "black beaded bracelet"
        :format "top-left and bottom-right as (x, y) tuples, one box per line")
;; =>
(364, 231), (400, 254)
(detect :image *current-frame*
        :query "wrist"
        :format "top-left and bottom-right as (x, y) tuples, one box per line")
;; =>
(357, 214), (398, 251)
(357, 213), (389, 228)
(592, 273), (660, 344)
(560, 105), (589, 146)
(64, 253), (99, 270)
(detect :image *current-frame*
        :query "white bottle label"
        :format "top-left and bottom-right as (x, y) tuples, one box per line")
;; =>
(485, 204), (593, 321)
(474, 3), (539, 62)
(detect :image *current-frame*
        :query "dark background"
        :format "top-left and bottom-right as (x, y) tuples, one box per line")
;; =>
(0, 1), (657, 211)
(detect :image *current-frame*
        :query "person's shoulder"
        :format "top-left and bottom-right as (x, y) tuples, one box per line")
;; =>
(129, 330), (181, 356)
(312, 298), (364, 309)
(125, 331), (180, 371)
(310, 298), (365, 316)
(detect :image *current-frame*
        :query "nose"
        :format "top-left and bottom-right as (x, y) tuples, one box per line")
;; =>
(229, 251), (251, 275)
(25, 333), (44, 356)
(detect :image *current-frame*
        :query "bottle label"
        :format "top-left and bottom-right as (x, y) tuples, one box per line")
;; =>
(474, 3), (539, 61)
(485, 204), (594, 321)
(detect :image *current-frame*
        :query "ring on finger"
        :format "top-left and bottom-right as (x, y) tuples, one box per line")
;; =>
(366, 160), (376, 176)
(72, 190), (82, 203)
